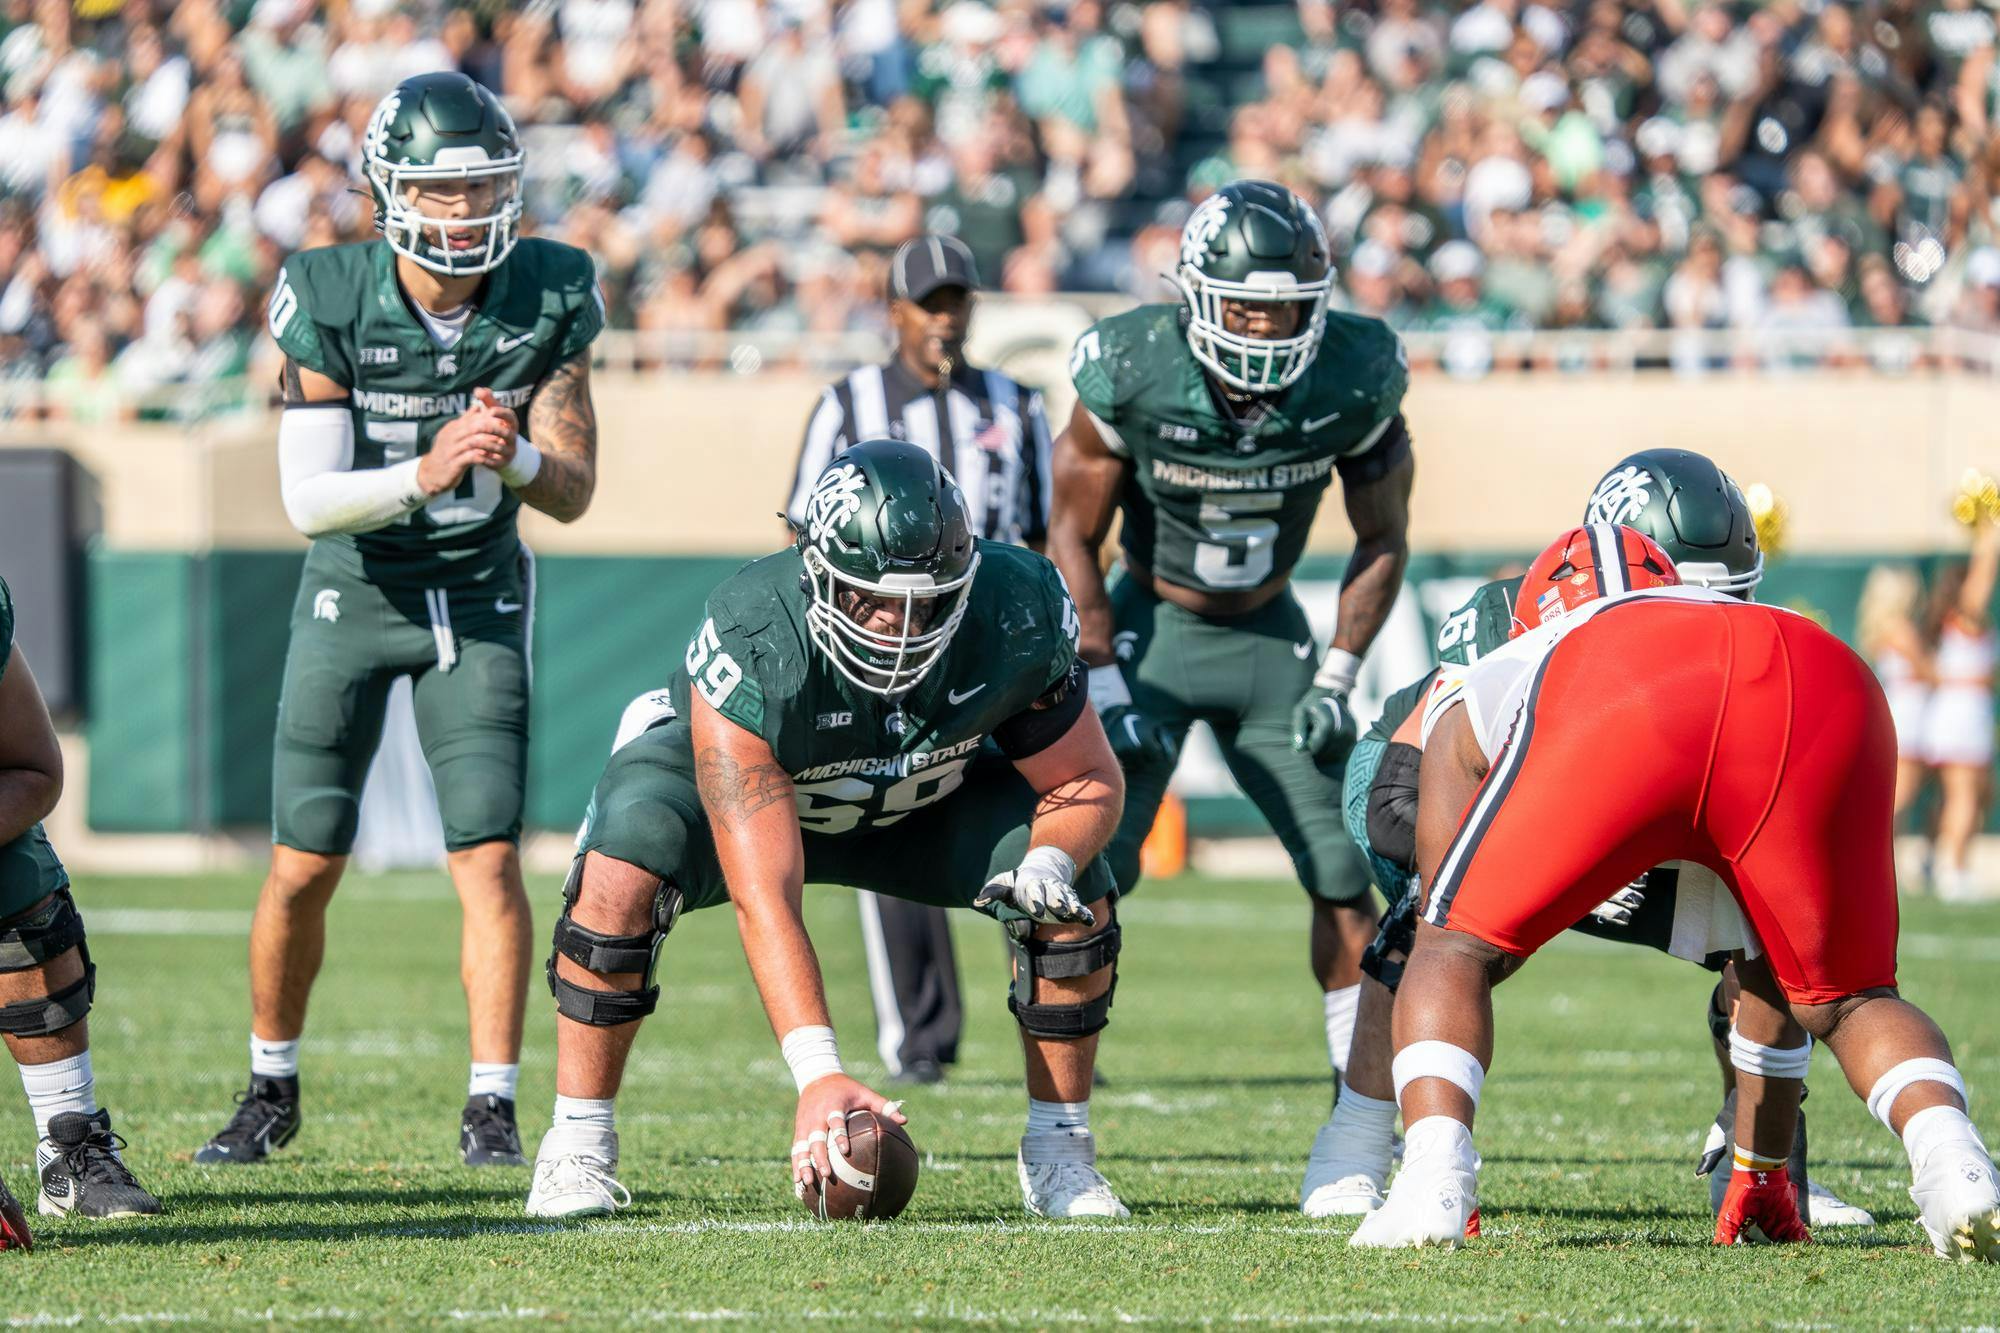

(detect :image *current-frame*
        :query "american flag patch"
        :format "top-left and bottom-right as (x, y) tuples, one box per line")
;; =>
(1536, 586), (1567, 623)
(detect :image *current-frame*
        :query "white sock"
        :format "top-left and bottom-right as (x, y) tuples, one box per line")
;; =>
(1025, 1097), (1091, 1141)
(1323, 984), (1360, 1081)
(1403, 1114), (1475, 1165)
(250, 1033), (299, 1080)
(19, 1051), (96, 1142)
(549, 1094), (617, 1148)
(469, 1062), (520, 1102)
(1902, 1103), (1988, 1173)
(1325, 1087), (1398, 1165)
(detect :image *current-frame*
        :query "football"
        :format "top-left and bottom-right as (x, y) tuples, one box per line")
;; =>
(799, 1110), (920, 1221)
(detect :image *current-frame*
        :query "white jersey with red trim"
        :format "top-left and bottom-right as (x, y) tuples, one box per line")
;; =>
(1421, 585), (1745, 760)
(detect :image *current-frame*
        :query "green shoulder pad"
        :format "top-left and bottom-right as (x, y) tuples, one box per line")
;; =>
(685, 605), (767, 740)
(1026, 550), (1082, 693)
(517, 239), (606, 362)
(1068, 304), (1180, 425)
(266, 245), (367, 385)
(1435, 575), (1524, 666)
(1319, 312), (1409, 433)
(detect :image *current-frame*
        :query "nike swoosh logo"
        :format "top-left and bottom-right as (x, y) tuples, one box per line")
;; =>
(496, 331), (535, 353)
(495, 598), (524, 614)
(947, 684), (987, 704)
(1293, 642), (1313, 659)
(1303, 412), (1342, 432)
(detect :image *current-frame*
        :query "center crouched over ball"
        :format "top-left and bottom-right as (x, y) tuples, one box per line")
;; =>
(799, 1110), (920, 1221)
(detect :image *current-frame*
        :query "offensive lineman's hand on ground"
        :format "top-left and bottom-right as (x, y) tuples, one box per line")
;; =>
(791, 1075), (907, 1199)
(1588, 874), (1649, 928)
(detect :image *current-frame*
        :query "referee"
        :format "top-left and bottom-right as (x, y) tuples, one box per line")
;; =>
(784, 233), (1054, 1085)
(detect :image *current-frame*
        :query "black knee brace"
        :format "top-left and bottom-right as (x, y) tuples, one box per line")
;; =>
(0, 888), (95, 1037)
(545, 855), (682, 1027)
(1706, 979), (1731, 1046)
(1006, 916), (1121, 1040)
(1360, 887), (1420, 994)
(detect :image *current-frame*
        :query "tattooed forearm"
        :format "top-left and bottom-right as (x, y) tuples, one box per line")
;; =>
(695, 744), (795, 835)
(520, 351), (598, 522)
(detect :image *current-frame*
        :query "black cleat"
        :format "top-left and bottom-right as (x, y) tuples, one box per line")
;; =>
(37, 1110), (162, 1219)
(0, 1172), (31, 1249)
(460, 1095), (526, 1166)
(195, 1076), (300, 1165)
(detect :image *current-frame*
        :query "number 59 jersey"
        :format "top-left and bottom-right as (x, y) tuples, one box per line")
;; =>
(664, 541), (1084, 837)
(1069, 303), (1409, 594)
(267, 237), (604, 582)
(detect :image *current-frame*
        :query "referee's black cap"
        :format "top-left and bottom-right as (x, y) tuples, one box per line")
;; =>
(889, 234), (980, 304)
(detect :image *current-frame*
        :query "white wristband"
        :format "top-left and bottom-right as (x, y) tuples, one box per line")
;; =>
(1087, 664), (1131, 713)
(1313, 647), (1363, 693)
(499, 433), (543, 488)
(780, 1025), (843, 1092)
(1016, 844), (1077, 887)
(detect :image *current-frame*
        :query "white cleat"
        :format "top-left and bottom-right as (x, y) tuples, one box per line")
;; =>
(1018, 1136), (1129, 1219)
(526, 1133), (630, 1220)
(1301, 1117), (1389, 1217)
(1804, 1178), (1875, 1227)
(1350, 1117), (1478, 1250)
(1910, 1141), (2000, 1262)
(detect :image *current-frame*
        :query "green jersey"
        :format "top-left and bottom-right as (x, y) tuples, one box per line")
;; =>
(1070, 303), (1408, 593)
(266, 237), (604, 581)
(0, 578), (69, 915)
(674, 541), (1081, 837)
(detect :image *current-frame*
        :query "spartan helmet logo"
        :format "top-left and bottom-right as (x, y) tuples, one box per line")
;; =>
(1587, 466), (1654, 526)
(364, 90), (401, 162)
(806, 463), (867, 547)
(1180, 193), (1231, 268)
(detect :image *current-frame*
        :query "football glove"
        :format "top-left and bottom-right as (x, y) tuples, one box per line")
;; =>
(1588, 873), (1649, 928)
(974, 846), (1095, 927)
(1290, 685), (1357, 762)
(1089, 665), (1178, 767)
(1713, 1166), (1810, 1246)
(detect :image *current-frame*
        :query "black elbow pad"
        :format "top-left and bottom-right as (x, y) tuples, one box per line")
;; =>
(1365, 741), (1424, 870)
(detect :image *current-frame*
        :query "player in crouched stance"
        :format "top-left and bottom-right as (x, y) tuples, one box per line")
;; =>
(1352, 528), (2000, 1258)
(526, 440), (1130, 1220)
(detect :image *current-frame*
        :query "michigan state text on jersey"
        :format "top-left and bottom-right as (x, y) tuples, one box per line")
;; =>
(197, 72), (603, 1175)
(528, 442), (1134, 1224)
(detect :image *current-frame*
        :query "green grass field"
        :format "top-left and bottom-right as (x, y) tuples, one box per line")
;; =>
(4, 870), (1997, 1328)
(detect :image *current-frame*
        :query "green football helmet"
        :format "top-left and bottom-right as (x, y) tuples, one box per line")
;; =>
(798, 440), (980, 697)
(1175, 179), (1334, 395)
(363, 72), (523, 277)
(1582, 449), (1763, 597)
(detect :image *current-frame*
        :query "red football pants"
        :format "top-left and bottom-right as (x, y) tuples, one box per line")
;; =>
(1422, 600), (1899, 1004)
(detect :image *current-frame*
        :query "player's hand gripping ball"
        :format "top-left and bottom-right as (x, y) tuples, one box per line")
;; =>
(796, 1109), (921, 1221)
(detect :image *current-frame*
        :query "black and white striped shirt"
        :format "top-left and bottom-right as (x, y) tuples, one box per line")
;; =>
(786, 359), (1054, 546)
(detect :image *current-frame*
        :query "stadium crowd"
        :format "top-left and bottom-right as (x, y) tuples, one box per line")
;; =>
(11, 0), (2000, 415)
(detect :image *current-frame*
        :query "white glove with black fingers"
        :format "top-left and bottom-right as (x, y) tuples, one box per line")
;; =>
(974, 845), (1095, 926)
(1588, 872), (1648, 928)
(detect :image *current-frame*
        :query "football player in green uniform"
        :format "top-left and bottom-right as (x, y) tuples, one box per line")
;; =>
(1311, 449), (1870, 1228)
(525, 441), (1131, 1220)
(1046, 179), (1414, 1185)
(196, 72), (604, 1169)
(0, 576), (161, 1236)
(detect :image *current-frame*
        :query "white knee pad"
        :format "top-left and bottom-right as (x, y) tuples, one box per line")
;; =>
(1865, 1057), (1968, 1131)
(1392, 1040), (1486, 1109)
(1728, 1028), (1812, 1080)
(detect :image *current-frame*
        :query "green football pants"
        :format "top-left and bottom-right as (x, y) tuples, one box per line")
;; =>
(1104, 575), (1371, 904)
(271, 543), (534, 855)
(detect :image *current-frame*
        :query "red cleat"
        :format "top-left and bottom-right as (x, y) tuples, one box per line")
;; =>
(1714, 1166), (1810, 1246)
(1464, 1208), (1481, 1239)
(0, 1175), (31, 1252)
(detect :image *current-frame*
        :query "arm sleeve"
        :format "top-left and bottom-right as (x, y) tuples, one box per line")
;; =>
(786, 389), (850, 529)
(993, 657), (1087, 759)
(278, 405), (428, 538)
(1334, 412), (1411, 487)
(1019, 388), (1053, 542)
(1365, 741), (1424, 871)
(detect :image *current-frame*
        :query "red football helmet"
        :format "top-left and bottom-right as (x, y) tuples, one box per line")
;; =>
(1512, 523), (1681, 637)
